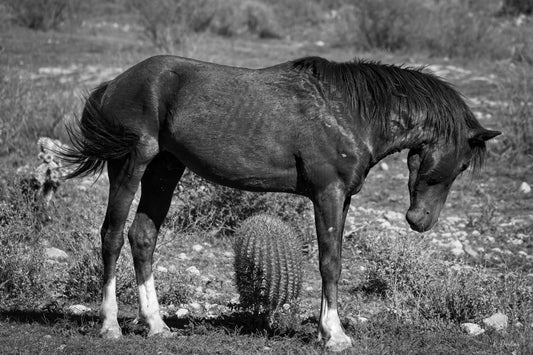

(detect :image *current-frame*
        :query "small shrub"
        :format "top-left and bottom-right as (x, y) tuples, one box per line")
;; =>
(190, 0), (281, 38)
(63, 245), (137, 305)
(337, 0), (507, 59)
(354, 231), (505, 323)
(500, 0), (533, 15)
(0, 73), (74, 157)
(166, 171), (312, 238)
(130, 0), (282, 51)
(4, 0), (81, 31)
(128, 0), (190, 52)
(493, 63), (533, 164)
(157, 271), (192, 306)
(0, 177), (48, 308)
(233, 214), (303, 317)
(351, 0), (424, 51)
(423, 2), (503, 60)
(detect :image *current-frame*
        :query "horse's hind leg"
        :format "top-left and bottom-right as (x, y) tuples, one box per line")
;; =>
(127, 152), (184, 336)
(100, 157), (148, 338)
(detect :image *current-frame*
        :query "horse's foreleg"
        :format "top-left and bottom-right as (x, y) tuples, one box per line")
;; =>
(128, 153), (184, 337)
(100, 159), (147, 338)
(313, 184), (352, 351)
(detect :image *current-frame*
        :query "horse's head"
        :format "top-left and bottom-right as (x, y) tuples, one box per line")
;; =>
(406, 127), (500, 232)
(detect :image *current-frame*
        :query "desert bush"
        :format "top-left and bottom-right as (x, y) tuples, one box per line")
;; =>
(189, 0), (281, 38)
(129, 0), (282, 52)
(128, 0), (190, 52)
(423, 2), (503, 60)
(233, 214), (303, 316)
(350, 0), (425, 51)
(493, 63), (533, 164)
(0, 74), (74, 157)
(166, 171), (313, 239)
(500, 0), (533, 15)
(63, 243), (137, 305)
(157, 271), (193, 306)
(353, 231), (516, 323)
(0, 176), (49, 308)
(3, 0), (81, 31)
(337, 0), (507, 59)
(263, 0), (323, 28)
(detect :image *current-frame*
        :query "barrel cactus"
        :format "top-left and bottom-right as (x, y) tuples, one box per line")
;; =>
(233, 214), (303, 316)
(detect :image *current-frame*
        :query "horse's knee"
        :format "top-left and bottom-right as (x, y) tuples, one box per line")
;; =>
(128, 214), (157, 262)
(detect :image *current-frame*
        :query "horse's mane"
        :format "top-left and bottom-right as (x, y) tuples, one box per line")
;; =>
(291, 56), (486, 171)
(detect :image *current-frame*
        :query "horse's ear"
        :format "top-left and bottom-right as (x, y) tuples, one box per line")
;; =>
(469, 128), (501, 144)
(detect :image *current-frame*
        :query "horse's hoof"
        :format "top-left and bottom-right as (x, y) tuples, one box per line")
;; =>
(325, 335), (353, 352)
(99, 326), (122, 339)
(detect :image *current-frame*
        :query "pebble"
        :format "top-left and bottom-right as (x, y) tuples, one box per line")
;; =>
(156, 265), (168, 273)
(483, 312), (508, 332)
(518, 251), (528, 257)
(519, 181), (531, 194)
(463, 244), (479, 258)
(380, 162), (389, 171)
(45, 247), (68, 261)
(189, 302), (202, 311)
(68, 304), (91, 315)
(175, 308), (189, 318)
(461, 322), (485, 336)
(471, 230), (481, 237)
(192, 244), (204, 252)
(384, 211), (403, 221)
(178, 253), (190, 260)
(485, 236), (495, 243)
(186, 266), (200, 276)
(449, 240), (464, 257)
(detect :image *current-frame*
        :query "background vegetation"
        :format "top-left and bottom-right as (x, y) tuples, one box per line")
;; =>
(0, 0), (532, 353)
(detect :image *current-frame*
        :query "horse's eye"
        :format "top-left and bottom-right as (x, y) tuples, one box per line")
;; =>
(460, 162), (469, 172)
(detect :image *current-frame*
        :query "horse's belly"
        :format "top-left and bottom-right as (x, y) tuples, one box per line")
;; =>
(162, 129), (299, 193)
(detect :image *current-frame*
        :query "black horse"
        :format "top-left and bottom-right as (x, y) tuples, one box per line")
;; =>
(61, 55), (500, 351)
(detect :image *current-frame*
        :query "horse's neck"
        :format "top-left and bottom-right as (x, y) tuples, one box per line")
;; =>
(368, 111), (430, 163)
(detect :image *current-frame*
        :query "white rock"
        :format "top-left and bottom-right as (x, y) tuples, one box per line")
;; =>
(380, 162), (389, 171)
(519, 182), (531, 194)
(485, 236), (495, 243)
(449, 240), (464, 257)
(518, 251), (528, 257)
(178, 253), (190, 260)
(68, 304), (91, 315)
(189, 302), (202, 311)
(446, 216), (461, 224)
(186, 266), (200, 276)
(483, 312), (508, 331)
(471, 230), (481, 237)
(192, 244), (204, 252)
(156, 265), (168, 273)
(45, 247), (68, 260)
(315, 40), (325, 47)
(383, 211), (403, 222)
(463, 244), (478, 258)
(461, 322), (485, 336)
(175, 308), (189, 318)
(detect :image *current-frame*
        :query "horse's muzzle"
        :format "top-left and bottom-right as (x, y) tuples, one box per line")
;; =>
(406, 207), (434, 232)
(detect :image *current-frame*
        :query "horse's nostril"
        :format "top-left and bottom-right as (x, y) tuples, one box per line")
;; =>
(425, 210), (430, 215)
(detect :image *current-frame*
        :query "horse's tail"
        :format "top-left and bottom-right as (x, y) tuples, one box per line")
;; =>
(59, 82), (140, 179)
